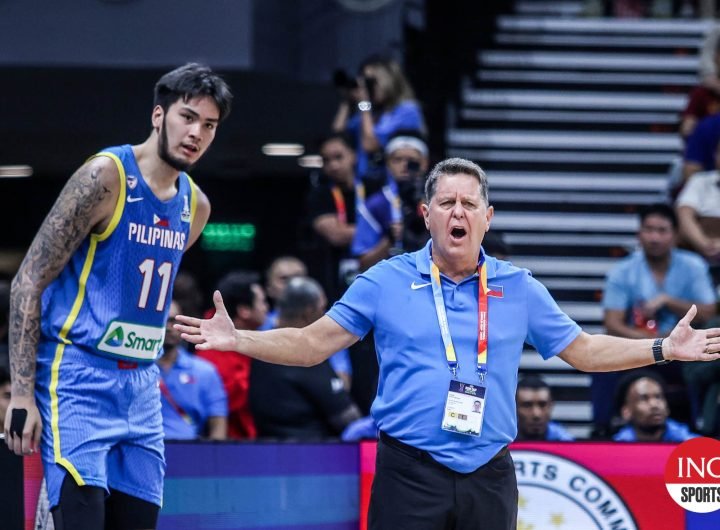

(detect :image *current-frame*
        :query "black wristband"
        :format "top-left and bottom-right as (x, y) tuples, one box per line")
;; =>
(10, 408), (27, 438)
(652, 338), (670, 365)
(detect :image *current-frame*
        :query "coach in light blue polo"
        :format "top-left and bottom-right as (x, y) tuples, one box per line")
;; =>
(179, 157), (720, 530)
(328, 237), (581, 469)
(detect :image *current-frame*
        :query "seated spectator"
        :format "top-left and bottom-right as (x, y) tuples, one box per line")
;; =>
(261, 256), (308, 330)
(173, 270), (205, 319)
(352, 130), (430, 270)
(681, 114), (720, 188)
(613, 370), (699, 442)
(515, 375), (574, 441)
(595, 203), (716, 436)
(604, 203), (716, 338)
(680, 34), (720, 139)
(196, 271), (268, 440)
(0, 366), (10, 428)
(676, 162), (720, 279)
(332, 55), (425, 180)
(157, 300), (228, 440)
(250, 277), (362, 440)
(262, 255), (353, 389)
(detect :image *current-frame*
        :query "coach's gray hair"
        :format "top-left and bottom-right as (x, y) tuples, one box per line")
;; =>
(424, 157), (488, 205)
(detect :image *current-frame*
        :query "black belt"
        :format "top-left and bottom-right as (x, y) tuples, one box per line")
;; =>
(379, 431), (508, 467)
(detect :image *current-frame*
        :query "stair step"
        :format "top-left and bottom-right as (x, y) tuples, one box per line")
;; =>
(486, 171), (668, 192)
(447, 129), (682, 151)
(460, 108), (680, 125)
(462, 88), (687, 110)
(495, 32), (703, 49)
(514, 1), (584, 16)
(479, 50), (699, 72)
(497, 16), (714, 35)
(447, 147), (677, 166)
(476, 69), (698, 87)
(504, 232), (637, 249)
(511, 255), (619, 275)
(490, 190), (664, 205)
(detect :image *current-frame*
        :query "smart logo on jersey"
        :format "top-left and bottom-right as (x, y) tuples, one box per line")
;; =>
(665, 437), (720, 513)
(104, 326), (125, 347)
(98, 321), (165, 361)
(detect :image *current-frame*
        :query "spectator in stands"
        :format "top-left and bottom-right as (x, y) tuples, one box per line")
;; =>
(613, 370), (699, 442)
(353, 130), (430, 270)
(594, 203), (716, 436)
(515, 375), (574, 441)
(680, 35), (720, 139)
(0, 367), (10, 428)
(250, 277), (362, 440)
(262, 256), (353, 389)
(306, 132), (361, 301)
(173, 271), (205, 319)
(676, 154), (720, 280)
(681, 113), (720, 188)
(157, 300), (227, 440)
(604, 203), (716, 338)
(332, 55), (425, 180)
(196, 271), (268, 439)
(261, 256), (308, 330)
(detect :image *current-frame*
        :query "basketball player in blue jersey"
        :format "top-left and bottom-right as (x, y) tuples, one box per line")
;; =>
(4, 63), (232, 530)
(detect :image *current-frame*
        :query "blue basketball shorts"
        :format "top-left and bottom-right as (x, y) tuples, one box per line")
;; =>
(35, 343), (166, 508)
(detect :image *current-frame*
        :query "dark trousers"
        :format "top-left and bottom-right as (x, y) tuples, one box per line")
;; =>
(369, 432), (518, 530)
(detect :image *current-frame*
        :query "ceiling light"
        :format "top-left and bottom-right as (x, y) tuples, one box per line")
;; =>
(0, 165), (33, 178)
(298, 155), (323, 169)
(261, 143), (305, 156)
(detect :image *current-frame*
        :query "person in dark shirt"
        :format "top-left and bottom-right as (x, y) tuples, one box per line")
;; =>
(249, 277), (361, 440)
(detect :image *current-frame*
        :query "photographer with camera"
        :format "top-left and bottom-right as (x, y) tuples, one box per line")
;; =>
(351, 130), (430, 270)
(331, 55), (425, 181)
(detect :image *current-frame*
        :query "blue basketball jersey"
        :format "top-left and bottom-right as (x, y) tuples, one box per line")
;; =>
(40, 144), (196, 363)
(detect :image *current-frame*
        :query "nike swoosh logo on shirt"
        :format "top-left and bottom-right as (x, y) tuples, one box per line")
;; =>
(127, 196), (144, 203)
(411, 281), (432, 290)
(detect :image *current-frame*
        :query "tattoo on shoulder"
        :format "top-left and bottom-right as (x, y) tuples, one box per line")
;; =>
(9, 164), (114, 395)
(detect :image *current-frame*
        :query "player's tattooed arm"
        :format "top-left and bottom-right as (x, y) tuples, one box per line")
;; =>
(9, 158), (119, 396)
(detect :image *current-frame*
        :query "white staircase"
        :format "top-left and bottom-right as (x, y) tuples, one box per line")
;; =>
(447, 1), (713, 438)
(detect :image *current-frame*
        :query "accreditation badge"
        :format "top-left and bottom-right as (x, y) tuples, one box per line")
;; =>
(441, 380), (486, 437)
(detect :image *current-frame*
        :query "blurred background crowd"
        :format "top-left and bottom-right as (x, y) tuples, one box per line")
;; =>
(2, 0), (720, 446)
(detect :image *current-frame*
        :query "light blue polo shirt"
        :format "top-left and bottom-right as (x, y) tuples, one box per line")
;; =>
(603, 249), (716, 335)
(327, 240), (581, 473)
(159, 347), (228, 440)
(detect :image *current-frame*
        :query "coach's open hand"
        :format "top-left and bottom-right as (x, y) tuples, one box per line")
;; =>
(175, 290), (238, 352)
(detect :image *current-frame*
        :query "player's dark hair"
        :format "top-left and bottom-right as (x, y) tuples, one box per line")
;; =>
(154, 63), (233, 122)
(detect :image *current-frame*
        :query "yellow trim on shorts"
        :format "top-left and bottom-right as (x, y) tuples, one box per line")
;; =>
(49, 151), (127, 485)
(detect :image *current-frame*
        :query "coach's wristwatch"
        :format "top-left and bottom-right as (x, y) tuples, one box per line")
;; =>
(652, 337), (671, 365)
(357, 100), (372, 112)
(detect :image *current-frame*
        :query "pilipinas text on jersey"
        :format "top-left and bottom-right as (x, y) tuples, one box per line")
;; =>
(39, 144), (196, 363)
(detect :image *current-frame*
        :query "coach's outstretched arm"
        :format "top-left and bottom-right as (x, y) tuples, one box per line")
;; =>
(560, 304), (720, 372)
(176, 290), (359, 366)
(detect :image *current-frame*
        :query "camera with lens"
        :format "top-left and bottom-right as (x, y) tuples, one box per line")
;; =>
(332, 69), (376, 102)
